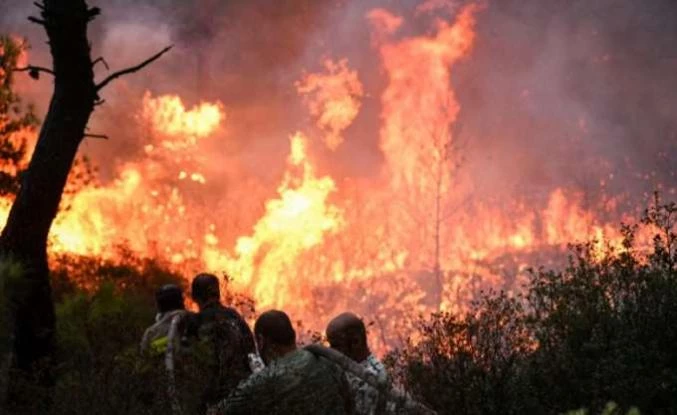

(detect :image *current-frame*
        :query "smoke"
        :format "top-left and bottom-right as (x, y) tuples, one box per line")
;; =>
(3, 0), (676, 188)
(452, 0), (677, 205)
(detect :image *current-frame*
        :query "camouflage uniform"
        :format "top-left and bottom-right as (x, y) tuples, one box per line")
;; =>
(348, 354), (391, 415)
(214, 349), (354, 415)
(186, 303), (256, 410)
(140, 309), (188, 356)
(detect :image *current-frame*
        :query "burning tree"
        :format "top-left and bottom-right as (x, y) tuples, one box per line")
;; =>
(0, 0), (170, 382)
(372, 4), (478, 310)
(421, 111), (465, 309)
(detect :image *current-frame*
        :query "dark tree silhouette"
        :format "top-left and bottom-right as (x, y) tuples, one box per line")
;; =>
(0, 0), (170, 375)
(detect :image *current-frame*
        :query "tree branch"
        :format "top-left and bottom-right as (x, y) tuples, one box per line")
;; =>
(14, 65), (54, 80)
(28, 16), (46, 26)
(83, 133), (109, 140)
(95, 45), (172, 92)
(92, 57), (110, 71)
(87, 7), (101, 21)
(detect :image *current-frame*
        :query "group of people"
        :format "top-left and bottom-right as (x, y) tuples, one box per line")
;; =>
(140, 273), (396, 415)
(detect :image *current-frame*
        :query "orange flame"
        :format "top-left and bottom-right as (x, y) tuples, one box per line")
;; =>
(44, 94), (225, 260)
(372, 4), (477, 191)
(296, 59), (364, 150)
(205, 132), (344, 309)
(140, 91), (224, 149)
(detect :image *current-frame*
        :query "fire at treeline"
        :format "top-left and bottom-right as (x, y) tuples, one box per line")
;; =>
(0, 0), (676, 414)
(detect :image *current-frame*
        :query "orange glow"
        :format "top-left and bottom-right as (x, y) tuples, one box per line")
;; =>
(140, 91), (224, 140)
(296, 59), (364, 150)
(205, 132), (344, 309)
(0, 6), (671, 355)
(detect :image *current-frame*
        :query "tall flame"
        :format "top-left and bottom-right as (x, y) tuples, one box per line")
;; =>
(370, 4), (477, 191)
(206, 132), (344, 309)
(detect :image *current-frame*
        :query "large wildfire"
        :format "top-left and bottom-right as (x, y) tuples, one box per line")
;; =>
(2, 1), (676, 353)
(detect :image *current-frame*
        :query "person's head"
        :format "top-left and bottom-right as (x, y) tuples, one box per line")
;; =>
(326, 312), (370, 362)
(254, 310), (297, 364)
(191, 273), (221, 308)
(155, 284), (185, 314)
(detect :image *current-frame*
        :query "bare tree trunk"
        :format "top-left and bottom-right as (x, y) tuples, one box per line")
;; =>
(433, 162), (444, 309)
(0, 0), (96, 373)
(0, 3), (169, 382)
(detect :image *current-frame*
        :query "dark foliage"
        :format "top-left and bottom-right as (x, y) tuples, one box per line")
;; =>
(2, 252), (255, 414)
(0, 36), (38, 197)
(387, 197), (677, 415)
(1, 253), (178, 414)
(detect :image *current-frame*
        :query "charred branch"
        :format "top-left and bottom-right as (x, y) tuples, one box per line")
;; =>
(13, 65), (55, 80)
(83, 133), (109, 140)
(27, 16), (46, 26)
(92, 57), (109, 70)
(87, 7), (101, 21)
(95, 46), (172, 91)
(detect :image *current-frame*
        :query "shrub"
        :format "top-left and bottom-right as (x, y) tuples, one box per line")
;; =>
(389, 199), (677, 414)
(2, 252), (195, 414)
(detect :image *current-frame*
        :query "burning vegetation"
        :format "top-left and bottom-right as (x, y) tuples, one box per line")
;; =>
(0, 0), (677, 413)
(1, 1), (676, 354)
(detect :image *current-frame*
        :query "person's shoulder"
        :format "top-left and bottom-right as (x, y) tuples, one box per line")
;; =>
(235, 357), (287, 392)
(364, 354), (390, 382)
(166, 309), (189, 322)
(195, 305), (229, 326)
(220, 306), (247, 321)
(308, 351), (348, 380)
(203, 304), (236, 320)
(365, 354), (385, 369)
(291, 348), (316, 366)
(178, 309), (198, 324)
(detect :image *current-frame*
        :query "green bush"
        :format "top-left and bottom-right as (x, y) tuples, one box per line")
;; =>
(2, 252), (194, 414)
(388, 199), (677, 415)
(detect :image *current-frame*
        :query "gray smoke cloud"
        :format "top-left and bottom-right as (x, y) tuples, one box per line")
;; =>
(454, 0), (677, 207)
